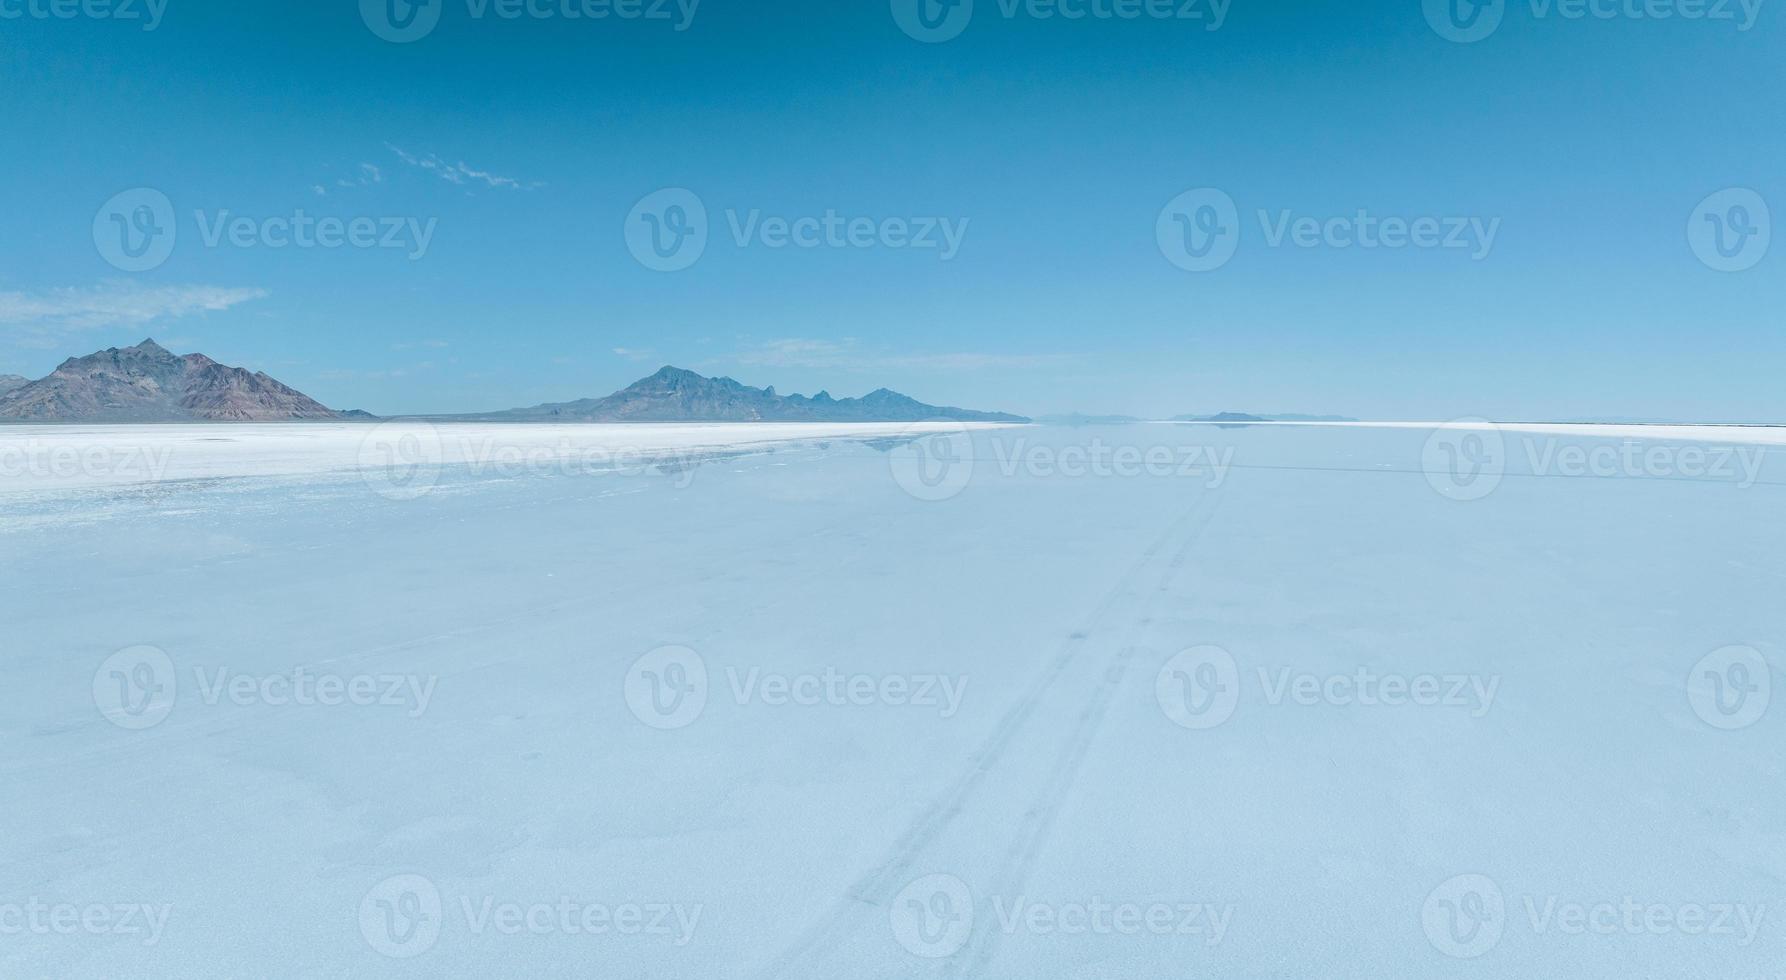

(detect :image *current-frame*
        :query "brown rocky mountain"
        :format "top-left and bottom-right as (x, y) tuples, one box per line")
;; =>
(457, 365), (1028, 423)
(0, 339), (356, 423)
(0, 374), (27, 395)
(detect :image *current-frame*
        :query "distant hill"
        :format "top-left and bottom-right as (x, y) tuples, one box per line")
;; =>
(0, 339), (357, 423)
(1173, 412), (1357, 423)
(0, 375), (26, 395)
(454, 366), (1029, 423)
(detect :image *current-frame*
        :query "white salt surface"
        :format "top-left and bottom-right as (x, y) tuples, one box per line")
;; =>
(1, 421), (1781, 978)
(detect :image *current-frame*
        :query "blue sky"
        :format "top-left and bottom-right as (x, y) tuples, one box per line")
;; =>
(0, 0), (1780, 419)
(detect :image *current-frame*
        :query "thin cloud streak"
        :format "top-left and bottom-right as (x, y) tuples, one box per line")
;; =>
(0, 283), (269, 346)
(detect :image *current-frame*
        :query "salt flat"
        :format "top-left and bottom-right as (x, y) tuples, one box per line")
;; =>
(2, 422), (1781, 978)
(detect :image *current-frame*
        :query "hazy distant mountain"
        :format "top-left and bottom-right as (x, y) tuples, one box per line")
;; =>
(1173, 412), (1357, 423)
(0, 339), (354, 423)
(0, 375), (26, 395)
(458, 366), (1028, 423)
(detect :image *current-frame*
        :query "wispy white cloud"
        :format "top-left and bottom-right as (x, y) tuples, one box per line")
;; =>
(612, 346), (657, 362)
(0, 282), (268, 346)
(335, 162), (384, 190)
(731, 338), (1068, 373)
(387, 143), (540, 191)
(391, 338), (450, 351)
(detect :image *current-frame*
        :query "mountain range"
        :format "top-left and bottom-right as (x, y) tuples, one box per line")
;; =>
(0, 340), (362, 423)
(0, 340), (1028, 424)
(444, 366), (1027, 423)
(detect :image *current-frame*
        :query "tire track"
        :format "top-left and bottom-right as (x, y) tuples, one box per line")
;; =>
(754, 492), (1221, 980)
(944, 522), (1212, 977)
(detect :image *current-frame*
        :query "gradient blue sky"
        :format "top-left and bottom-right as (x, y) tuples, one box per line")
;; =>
(1, 0), (1780, 419)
